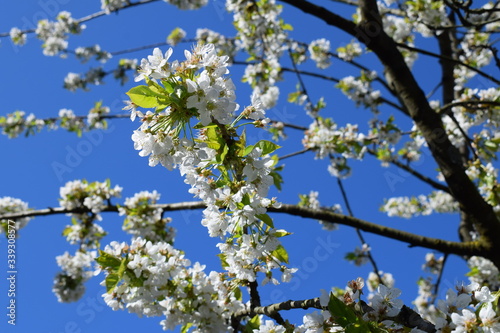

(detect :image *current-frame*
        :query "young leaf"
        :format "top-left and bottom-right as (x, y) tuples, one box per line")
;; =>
(254, 140), (281, 155)
(327, 294), (375, 332)
(271, 245), (289, 264)
(126, 86), (160, 108)
(105, 272), (120, 293)
(95, 250), (121, 269)
(256, 213), (274, 228)
(243, 140), (280, 156)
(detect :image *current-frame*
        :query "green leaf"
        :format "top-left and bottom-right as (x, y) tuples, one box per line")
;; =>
(243, 315), (261, 333)
(345, 252), (357, 261)
(181, 323), (193, 333)
(243, 140), (281, 156)
(126, 86), (161, 108)
(117, 257), (128, 280)
(328, 294), (358, 327)
(327, 294), (376, 332)
(62, 226), (73, 237)
(288, 91), (301, 103)
(95, 250), (121, 269)
(105, 273), (120, 293)
(242, 144), (255, 156)
(271, 245), (289, 264)
(256, 213), (274, 228)
(205, 126), (223, 150)
(233, 286), (242, 301)
(484, 140), (498, 151)
(217, 253), (228, 268)
(273, 229), (292, 237)
(270, 164), (284, 191)
(236, 129), (247, 156)
(162, 80), (175, 94)
(217, 144), (229, 164)
(255, 140), (281, 155)
(241, 194), (251, 206)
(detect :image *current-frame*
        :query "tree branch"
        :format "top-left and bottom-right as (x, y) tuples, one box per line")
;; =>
(269, 204), (486, 257)
(233, 296), (436, 332)
(395, 43), (500, 86)
(336, 177), (384, 283)
(233, 297), (322, 320)
(0, 0), (161, 37)
(366, 149), (452, 194)
(351, 0), (500, 267)
(1, 201), (486, 257)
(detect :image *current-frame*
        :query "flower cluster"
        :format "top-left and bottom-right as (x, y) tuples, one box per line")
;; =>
(58, 180), (122, 266)
(75, 44), (111, 63)
(381, 191), (459, 218)
(165, 0), (208, 10)
(430, 283), (499, 332)
(87, 101), (110, 130)
(422, 253), (444, 275)
(196, 28), (238, 60)
(128, 43), (291, 284)
(9, 27), (26, 45)
(97, 238), (244, 332)
(114, 58), (139, 85)
(59, 108), (85, 133)
(53, 250), (96, 303)
(345, 244), (372, 266)
(303, 117), (367, 178)
(337, 70), (381, 112)
(118, 190), (175, 243)
(0, 103), (117, 138)
(359, 4), (418, 66)
(309, 38), (331, 69)
(63, 67), (106, 92)
(405, 0), (450, 36)
(0, 110), (46, 138)
(228, 0), (289, 109)
(102, 0), (207, 13)
(35, 11), (85, 56)
(0, 196), (31, 234)
(59, 179), (122, 221)
(467, 256), (500, 290)
(336, 40), (362, 62)
(297, 191), (340, 230)
(166, 27), (186, 46)
(243, 59), (281, 108)
(101, 0), (129, 13)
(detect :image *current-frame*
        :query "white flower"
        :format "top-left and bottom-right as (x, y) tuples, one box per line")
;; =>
(479, 303), (500, 332)
(319, 289), (330, 307)
(254, 319), (286, 333)
(451, 309), (477, 332)
(0, 197), (31, 232)
(302, 311), (325, 333)
(371, 285), (403, 317)
(309, 38), (331, 68)
(437, 288), (472, 315)
(10, 27), (26, 45)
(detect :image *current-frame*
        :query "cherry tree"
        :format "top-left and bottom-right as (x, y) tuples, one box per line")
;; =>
(1, 0), (500, 332)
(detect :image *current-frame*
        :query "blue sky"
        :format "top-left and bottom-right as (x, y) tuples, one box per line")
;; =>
(0, 1), (475, 332)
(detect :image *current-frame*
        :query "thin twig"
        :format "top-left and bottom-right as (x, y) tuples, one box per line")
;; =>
(0, 0), (161, 37)
(367, 149), (451, 194)
(395, 42), (500, 85)
(336, 177), (383, 283)
(279, 148), (310, 160)
(430, 253), (449, 304)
